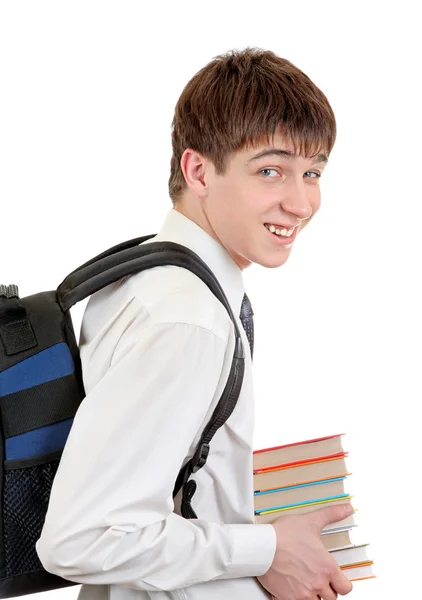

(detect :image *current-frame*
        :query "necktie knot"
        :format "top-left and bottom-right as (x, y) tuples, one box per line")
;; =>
(239, 293), (254, 360)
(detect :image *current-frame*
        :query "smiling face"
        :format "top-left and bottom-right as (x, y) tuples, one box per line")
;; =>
(176, 131), (329, 270)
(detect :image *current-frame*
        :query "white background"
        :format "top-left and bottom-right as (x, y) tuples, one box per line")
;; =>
(1, 2), (421, 599)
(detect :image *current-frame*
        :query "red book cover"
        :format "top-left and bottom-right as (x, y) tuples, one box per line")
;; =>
(253, 433), (345, 456)
(253, 452), (348, 474)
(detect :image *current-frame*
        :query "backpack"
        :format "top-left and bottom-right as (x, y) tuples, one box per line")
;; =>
(0, 235), (245, 598)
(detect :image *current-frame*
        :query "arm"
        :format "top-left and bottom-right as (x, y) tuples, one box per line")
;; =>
(36, 321), (276, 592)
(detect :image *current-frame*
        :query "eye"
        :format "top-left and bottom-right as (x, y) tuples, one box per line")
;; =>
(260, 169), (322, 179)
(260, 168), (279, 177)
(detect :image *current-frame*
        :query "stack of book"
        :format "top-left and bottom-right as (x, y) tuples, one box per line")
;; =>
(253, 434), (375, 583)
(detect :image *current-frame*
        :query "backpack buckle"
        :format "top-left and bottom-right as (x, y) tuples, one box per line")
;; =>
(191, 443), (210, 473)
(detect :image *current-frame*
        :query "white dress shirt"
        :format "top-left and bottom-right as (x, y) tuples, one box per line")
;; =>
(36, 208), (277, 600)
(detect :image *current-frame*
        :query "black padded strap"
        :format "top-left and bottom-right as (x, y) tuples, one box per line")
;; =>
(172, 336), (244, 518)
(62, 235), (155, 279)
(57, 241), (240, 331)
(56, 238), (245, 520)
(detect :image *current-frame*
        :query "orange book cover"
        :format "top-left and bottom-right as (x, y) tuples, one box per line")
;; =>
(253, 433), (345, 456)
(341, 561), (374, 570)
(253, 452), (348, 475)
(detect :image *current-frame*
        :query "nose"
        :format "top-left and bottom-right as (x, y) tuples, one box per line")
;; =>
(279, 178), (315, 221)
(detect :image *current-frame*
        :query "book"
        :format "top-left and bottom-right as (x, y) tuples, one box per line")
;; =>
(253, 434), (345, 471)
(321, 528), (356, 551)
(254, 476), (348, 511)
(330, 543), (371, 567)
(253, 433), (375, 582)
(253, 454), (349, 492)
(341, 562), (376, 582)
(254, 496), (355, 529)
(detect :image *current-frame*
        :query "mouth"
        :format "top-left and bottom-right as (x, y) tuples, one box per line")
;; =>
(264, 223), (299, 246)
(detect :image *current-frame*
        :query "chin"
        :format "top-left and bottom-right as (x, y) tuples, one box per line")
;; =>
(250, 252), (292, 269)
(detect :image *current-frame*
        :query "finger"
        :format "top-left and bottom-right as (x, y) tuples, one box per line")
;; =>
(330, 568), (353, 596)
(318, 584), (338, 600)
(308, 503), (354, 532)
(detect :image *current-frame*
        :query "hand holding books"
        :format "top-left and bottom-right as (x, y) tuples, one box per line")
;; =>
(257, 503), (355, 600)
(253, 434), (375, 584)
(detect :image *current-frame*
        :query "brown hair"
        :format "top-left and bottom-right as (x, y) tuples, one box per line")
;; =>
(168, 47), (337, 206)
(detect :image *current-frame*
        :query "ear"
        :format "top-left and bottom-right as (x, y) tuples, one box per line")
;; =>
(180, 149), (209, 197)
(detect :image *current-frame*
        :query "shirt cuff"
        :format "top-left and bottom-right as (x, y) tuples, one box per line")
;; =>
(224, 523), (277, 578)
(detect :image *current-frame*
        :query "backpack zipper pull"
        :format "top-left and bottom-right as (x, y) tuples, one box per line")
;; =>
(0, 284), (19, 299)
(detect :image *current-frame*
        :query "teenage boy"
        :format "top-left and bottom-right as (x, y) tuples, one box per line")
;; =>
(37, 47), (353, 600)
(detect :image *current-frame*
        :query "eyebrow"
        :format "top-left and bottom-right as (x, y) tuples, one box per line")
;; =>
(247, 148), (329, 165)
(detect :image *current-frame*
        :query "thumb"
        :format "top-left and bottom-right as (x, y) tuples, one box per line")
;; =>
(307, 503), (354, 531)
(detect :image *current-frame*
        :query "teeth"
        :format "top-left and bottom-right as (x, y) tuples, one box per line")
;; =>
(266, 224), (295, 237)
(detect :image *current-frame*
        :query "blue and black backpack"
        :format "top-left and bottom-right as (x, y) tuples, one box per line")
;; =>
(0, 235), (245, 598)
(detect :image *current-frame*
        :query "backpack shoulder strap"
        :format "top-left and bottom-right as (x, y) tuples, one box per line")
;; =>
(56, 236), (245, 519)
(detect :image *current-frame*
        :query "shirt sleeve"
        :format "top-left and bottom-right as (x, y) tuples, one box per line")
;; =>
(35, 321), (276, 592)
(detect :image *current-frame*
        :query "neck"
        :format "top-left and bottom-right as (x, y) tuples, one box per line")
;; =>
(173, 196), (252, 272)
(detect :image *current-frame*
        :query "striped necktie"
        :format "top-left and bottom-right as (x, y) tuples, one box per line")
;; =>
(239, 293), (254, 360)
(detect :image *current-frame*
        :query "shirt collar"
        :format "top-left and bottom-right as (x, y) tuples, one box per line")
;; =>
(151, 208), (245, 317)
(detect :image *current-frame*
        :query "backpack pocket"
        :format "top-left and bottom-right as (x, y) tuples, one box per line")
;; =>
(2, 450), (63, 577)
